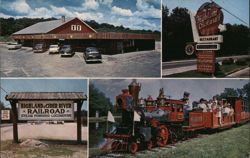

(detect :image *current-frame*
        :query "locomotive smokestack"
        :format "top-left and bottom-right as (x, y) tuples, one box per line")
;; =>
(128, 79), (141, 106)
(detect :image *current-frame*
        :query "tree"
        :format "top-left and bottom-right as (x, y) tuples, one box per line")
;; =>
(89, 84), (113, 117)
(218, 88), (239, 99)
(162, 6), (193, 61)
(242, 82), (250, 100)
(0, 101), (5, 110)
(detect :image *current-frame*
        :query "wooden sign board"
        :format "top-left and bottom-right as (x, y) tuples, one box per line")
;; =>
(196, 43), (220, 50)
(1, 110), (10, 120)
(195, 2), (224, 36)
(197, 51), (215, 73)
(199, 35), (223, 43)
(18, 100), (74, 121)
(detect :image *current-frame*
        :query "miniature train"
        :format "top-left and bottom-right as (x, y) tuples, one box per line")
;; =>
(103, 80), (250, 154)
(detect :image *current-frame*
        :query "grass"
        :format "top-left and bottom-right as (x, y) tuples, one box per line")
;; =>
(164, 63), (249, 78)
(165, 70), (214, 77)
(89, 147), (102, 157)
(219, 63), (249, 75)
(88, 123), (250, 158)
(128, 123), (250, 158)
(0, 140), (79, 158)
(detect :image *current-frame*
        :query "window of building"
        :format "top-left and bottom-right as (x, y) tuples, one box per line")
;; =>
(71, 25), (76, 31)
(71, 25), (81, 31)
(77, 25), (81, 31)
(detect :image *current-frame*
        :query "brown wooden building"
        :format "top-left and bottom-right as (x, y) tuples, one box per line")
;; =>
(11, 16), (159, 54)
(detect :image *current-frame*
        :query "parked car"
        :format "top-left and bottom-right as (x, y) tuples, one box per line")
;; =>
(60, 45), (75, 57)
(84, 47), (102, 63)
(49, 44), (60, 54)
(33, 43), (46, 53)
(7, 42), (22, 50)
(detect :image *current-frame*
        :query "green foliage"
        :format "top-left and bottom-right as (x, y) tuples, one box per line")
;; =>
(221, 24), (250, 56)
(162, 5), (250, 61)
(218, 88), (239, 99)
(89, 84), (113, 117)
(216, 82), (250, 102)
(242, 82), (250, 100)
(0, 101), (5, 110)
(0, 17), (57, 36)
(130, 123), (250, 158)
(85, 20), (159, 34)
(162, 6), (194, 61)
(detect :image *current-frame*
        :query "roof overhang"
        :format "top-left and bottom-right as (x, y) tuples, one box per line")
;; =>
(5, 92), (87, 101)
(11, 32), (159, 40)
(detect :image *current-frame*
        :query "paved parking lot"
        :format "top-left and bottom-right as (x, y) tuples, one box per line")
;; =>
(0, 44), (160, 77)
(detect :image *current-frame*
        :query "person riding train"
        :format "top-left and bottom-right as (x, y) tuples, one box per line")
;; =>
(181, 91), (191, 125)
(197, 98), (208, 112)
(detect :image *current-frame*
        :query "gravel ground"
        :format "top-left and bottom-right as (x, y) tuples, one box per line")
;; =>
(0, 44), (160, 77)
(0, 123), (87, 158)
(1, 123), (87, 141)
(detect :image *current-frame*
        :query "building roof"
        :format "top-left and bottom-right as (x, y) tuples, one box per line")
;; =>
(13, 17), (96, 35)
(5, 92), (87, 100)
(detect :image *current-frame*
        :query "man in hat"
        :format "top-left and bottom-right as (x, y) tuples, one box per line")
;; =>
(182, 92), (192, 122)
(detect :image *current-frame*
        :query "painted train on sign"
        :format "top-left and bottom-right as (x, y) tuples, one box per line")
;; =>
(102, 80), (250, 154)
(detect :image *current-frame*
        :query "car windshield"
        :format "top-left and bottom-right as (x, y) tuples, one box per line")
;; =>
(35, 44), (43, 48)
(9, 43), (18, 45)
(62, 45), (70, 49)
(86, 47), (98, 53)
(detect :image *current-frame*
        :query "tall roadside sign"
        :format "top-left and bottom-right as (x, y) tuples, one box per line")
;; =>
(186, 2), (226, 74)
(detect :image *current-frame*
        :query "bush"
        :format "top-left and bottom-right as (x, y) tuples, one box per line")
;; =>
(215, 62), (221, 71)
(222, 58), (234, 65)
(235, 59), (247, 65)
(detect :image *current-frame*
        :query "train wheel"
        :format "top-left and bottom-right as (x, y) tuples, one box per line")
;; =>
(147, 140), (153, 150)
(129, 142), (138, 154)
(157, 125), (168, 147)
(111, 141), (121, 151)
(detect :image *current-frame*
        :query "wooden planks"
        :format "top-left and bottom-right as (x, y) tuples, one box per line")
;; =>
(6, 92), (87, 100)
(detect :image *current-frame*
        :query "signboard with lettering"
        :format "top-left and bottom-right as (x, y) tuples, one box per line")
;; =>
(195, 2), (223, 36)
(1, 110), (10, 120)
(197, 51), (215, 73)
(199, 35), (223, 43)
(196, 43), (220, 50)
(18, 100), (74, 121)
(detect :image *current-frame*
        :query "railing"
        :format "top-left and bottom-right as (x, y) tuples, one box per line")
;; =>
(12, 32), (159, 40)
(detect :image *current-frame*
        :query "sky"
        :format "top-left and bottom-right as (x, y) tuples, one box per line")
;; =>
(163, 0), (249, 27)
(91, 79), (249, 105)
(0, 0), (161, 31)
(0, 79), (88, 110)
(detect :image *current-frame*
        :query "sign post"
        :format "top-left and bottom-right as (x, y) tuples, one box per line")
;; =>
(9, 100), (19, 143)
(197, 51), (216, 73)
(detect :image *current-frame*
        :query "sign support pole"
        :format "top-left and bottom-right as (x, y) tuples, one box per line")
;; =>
(77, 100), (83, 144)
(10, 101), (18, 143)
